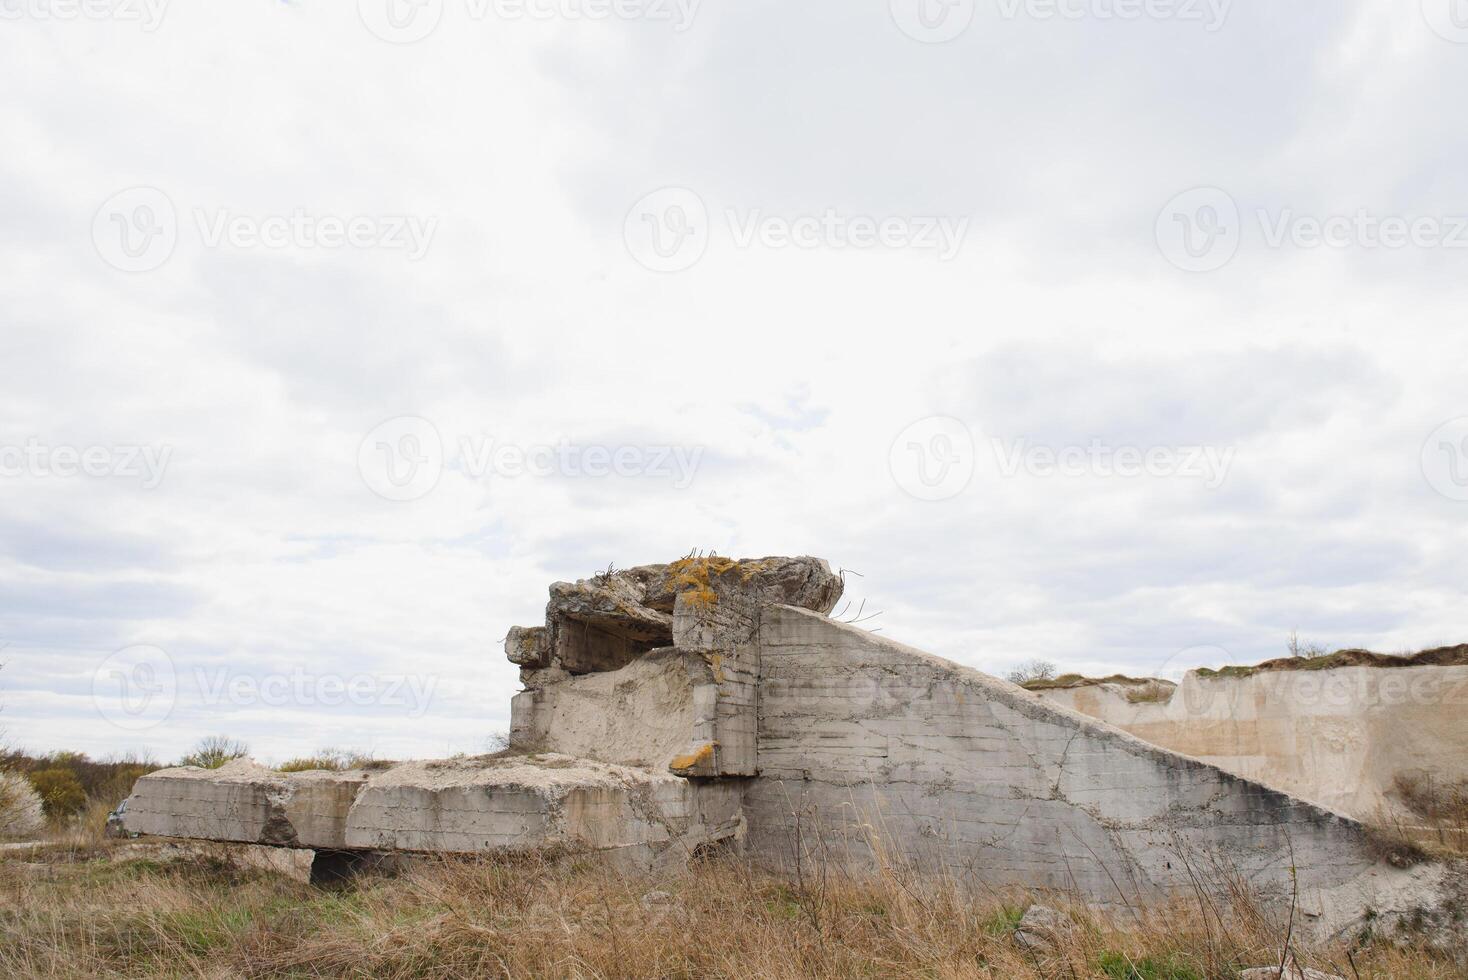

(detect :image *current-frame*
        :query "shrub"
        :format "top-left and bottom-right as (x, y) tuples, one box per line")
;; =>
(277, 748), (375, 773)
(28, 768), (86, 817)
(178, 736), (249, 770)
(1125, 680), (1175, 704)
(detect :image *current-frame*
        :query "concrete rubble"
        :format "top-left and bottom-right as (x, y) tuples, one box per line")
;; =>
(124, 554), (1467, 948)
(1011, 904), (1076, 951)
(1238, 963), (1345, 980)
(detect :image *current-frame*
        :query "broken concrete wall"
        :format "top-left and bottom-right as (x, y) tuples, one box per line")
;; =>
(509, 649), (705, 769)
(342, 754), (743, 869)
(122, 760), (366, 848)
(125, 754), (743, 872)
(509, 556), (844, 779)
(745, 605), (1458, 938)
(1033, 666), (1468, 824)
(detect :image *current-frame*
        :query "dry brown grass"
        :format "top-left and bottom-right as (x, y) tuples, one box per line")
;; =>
(1369, 774), (1468, 862)
(2, 845), (1465, 980)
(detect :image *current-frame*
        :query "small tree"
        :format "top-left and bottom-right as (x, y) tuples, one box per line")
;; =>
(28, 768), (86, 818)
(1286, 630), (1329, 659)
(1006, 659), (1058, 685)
(178, 735), (249, 770)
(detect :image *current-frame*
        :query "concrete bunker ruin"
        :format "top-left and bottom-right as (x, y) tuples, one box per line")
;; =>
(124, 555), (1466, 943)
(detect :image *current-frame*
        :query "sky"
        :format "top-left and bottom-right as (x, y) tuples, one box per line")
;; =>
(2, 0), (1466, 766)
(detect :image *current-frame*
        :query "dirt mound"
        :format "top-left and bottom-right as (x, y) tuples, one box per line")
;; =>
(1020, 644), (1468, 689)
(1197, 643), (1468, 678)
(1019, 673), (1165, 691)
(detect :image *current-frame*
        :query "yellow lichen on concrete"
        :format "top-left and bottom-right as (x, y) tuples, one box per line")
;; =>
(667, 554), (782, 612)
(667, 556), (732, 610)
(668, 742), (717, 776)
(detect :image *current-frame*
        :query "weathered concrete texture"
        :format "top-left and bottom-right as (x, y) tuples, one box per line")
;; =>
(526, 556), (842, 677)
(112, 838), (319, 882)
(510, 650), (705, 769)
(346, 754), (742, 868)
(511, 556), (843, 779)
(548, 576), (674, 674)
(122, 759), (368, 848)
(504, 625), (550, 668)
(124, 754), (743, 872)
(744, 606), (1460, 940)
(0, 771), (46, 838)
(1033, 666), (1468, 824)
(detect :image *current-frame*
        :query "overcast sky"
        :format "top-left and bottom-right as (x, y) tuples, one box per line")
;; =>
(2, 0), (1466, 765)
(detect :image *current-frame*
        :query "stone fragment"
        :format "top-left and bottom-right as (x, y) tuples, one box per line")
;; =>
(1012, 904), (1077, 950)
(547, 575), (673, 673)
(1239, 963), (1344, 980)
(505, 625), (550, 668)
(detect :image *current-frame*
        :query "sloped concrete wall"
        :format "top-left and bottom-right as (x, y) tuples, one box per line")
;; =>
(1036, 667), (1468, 823)
(746, 606), (1455, 934)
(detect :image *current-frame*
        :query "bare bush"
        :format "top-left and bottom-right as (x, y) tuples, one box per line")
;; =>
(1006, 660), (1058, 685)
(178, 735), (249, 770)
(0, 769), (45, 838)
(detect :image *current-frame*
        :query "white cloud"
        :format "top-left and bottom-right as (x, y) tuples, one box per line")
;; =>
(2, 0), (1466, 766)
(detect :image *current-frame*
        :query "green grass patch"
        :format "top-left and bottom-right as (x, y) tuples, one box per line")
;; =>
(1097, 950), (1205, 980)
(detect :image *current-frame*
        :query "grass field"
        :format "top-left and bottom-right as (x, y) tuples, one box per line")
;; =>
(2, 839), (1464, 980)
